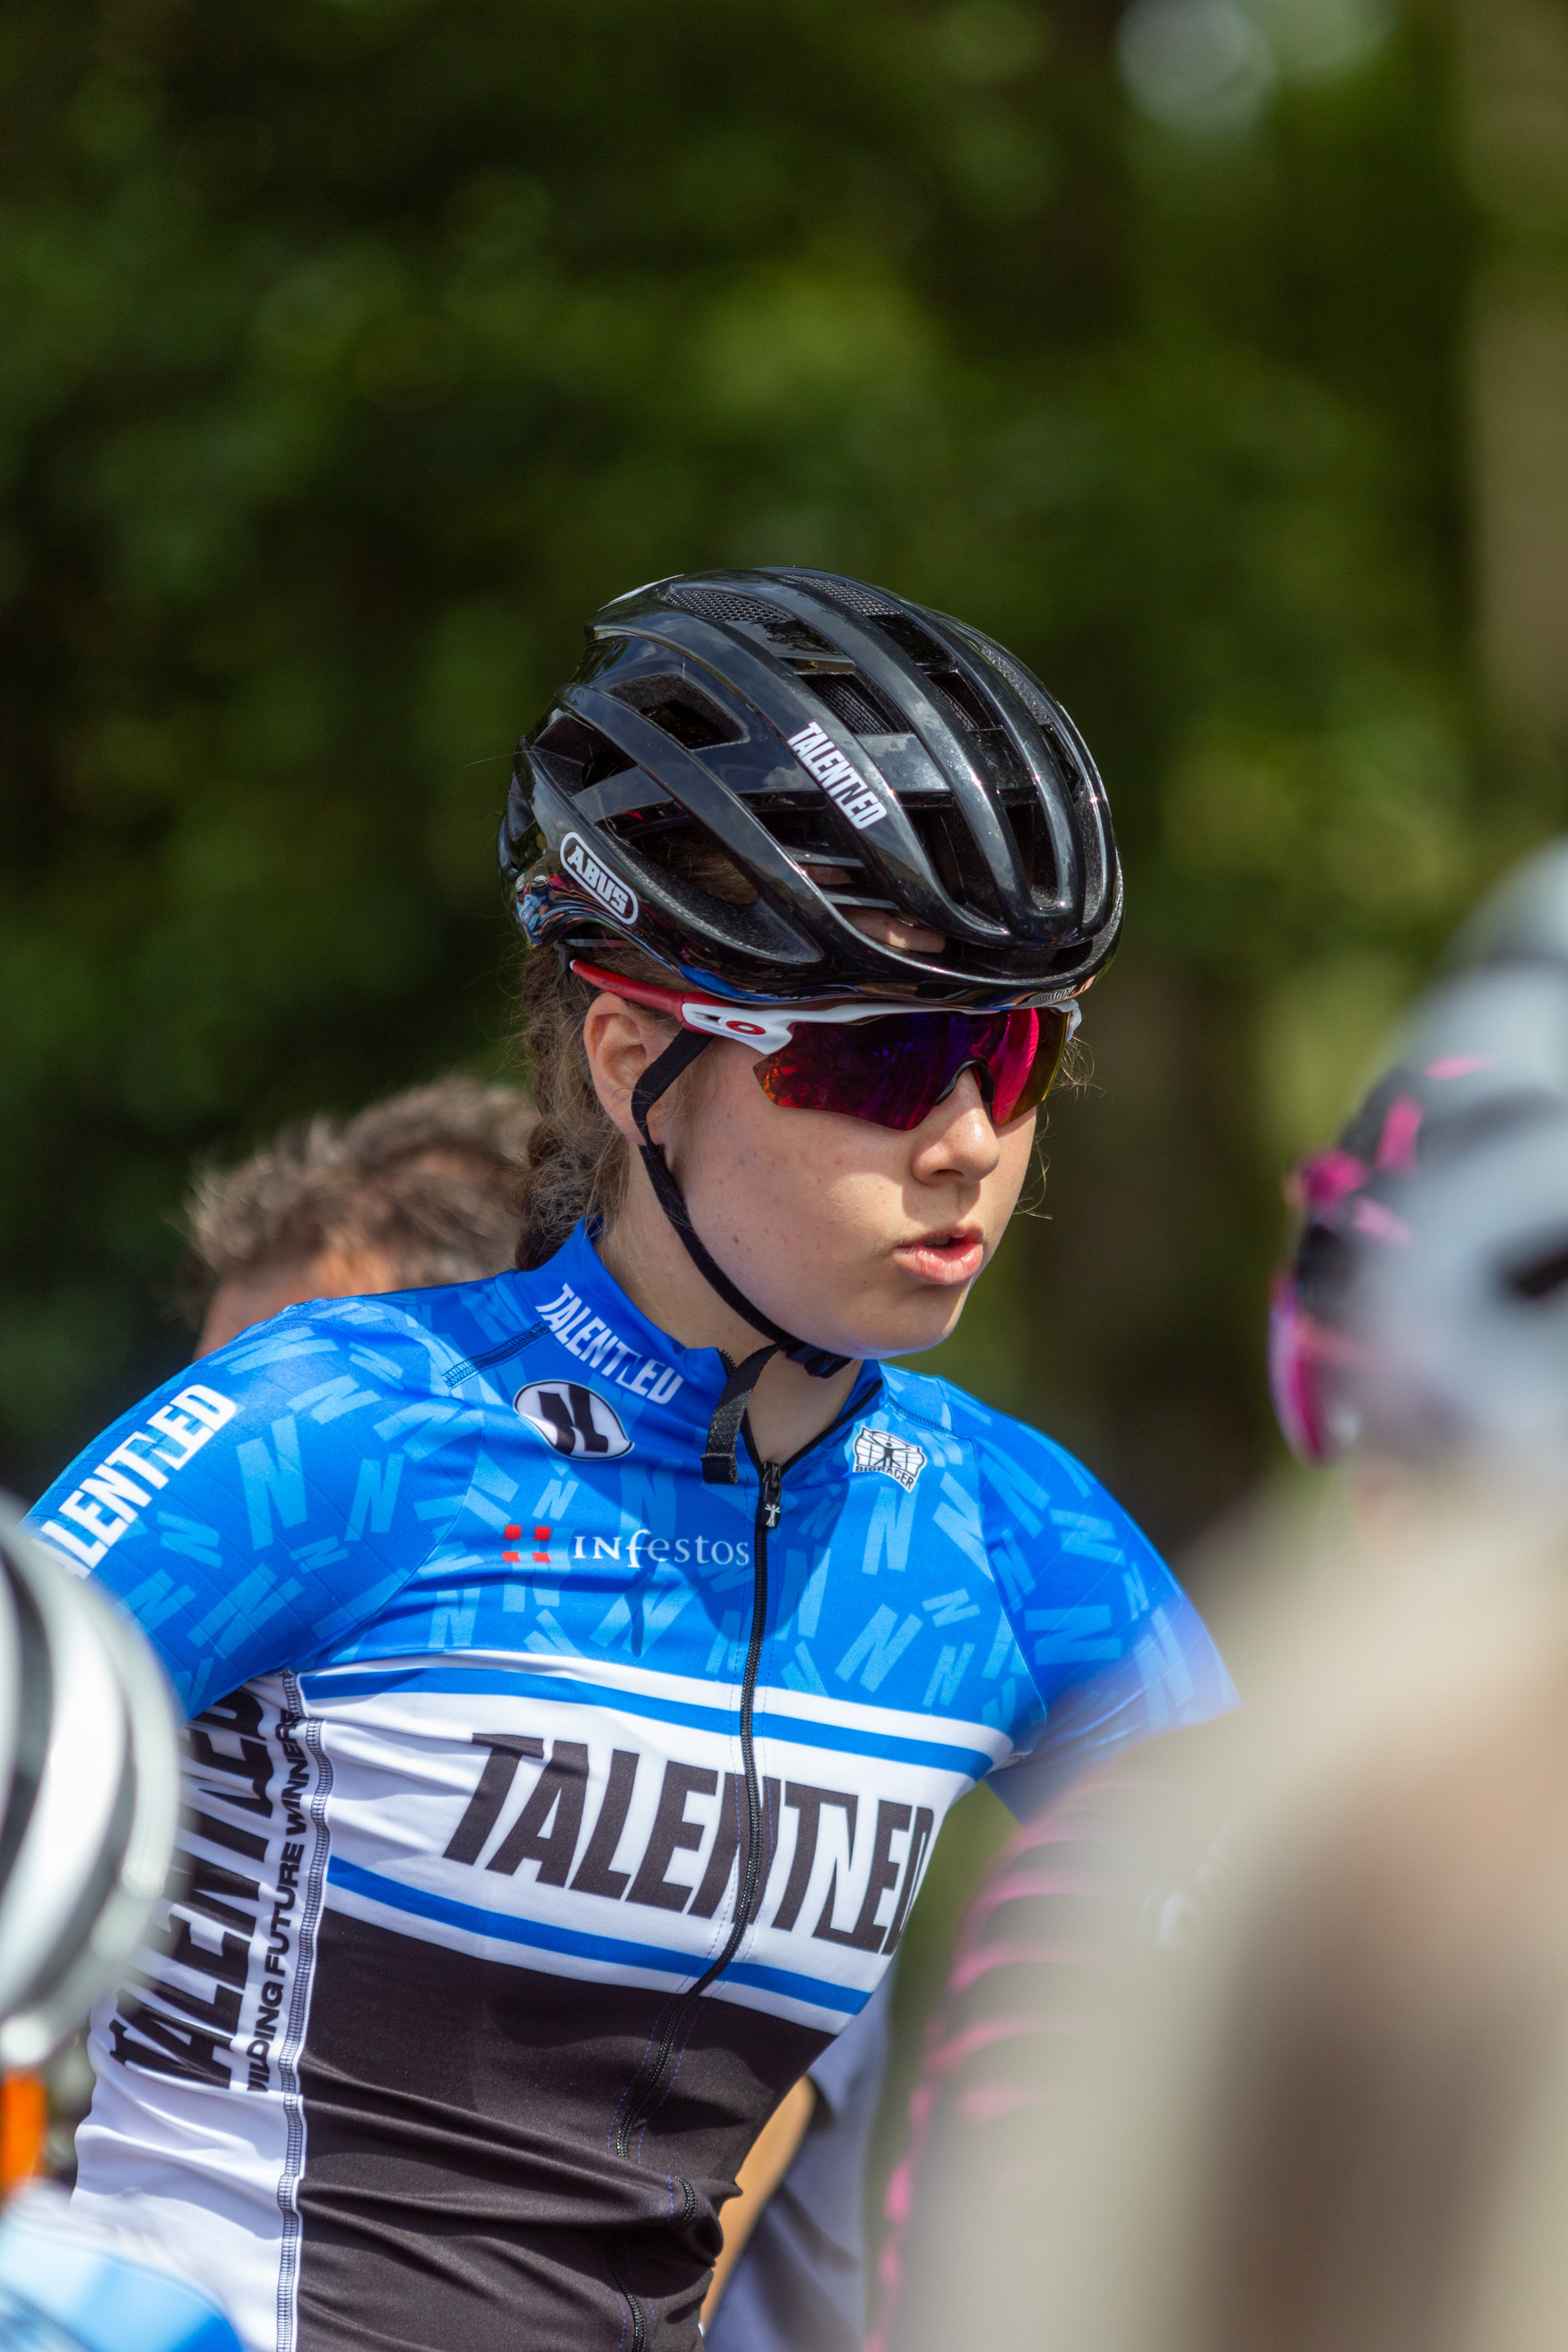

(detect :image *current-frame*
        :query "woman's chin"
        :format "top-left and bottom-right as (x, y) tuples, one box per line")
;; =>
(756, 1261), (978, 1367)
(837, 1291), (973, 1364)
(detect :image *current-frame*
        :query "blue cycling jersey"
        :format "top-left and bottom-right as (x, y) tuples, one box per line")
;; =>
(0, 2190), (241, 2352)
(29, 1222), (1231, 2352)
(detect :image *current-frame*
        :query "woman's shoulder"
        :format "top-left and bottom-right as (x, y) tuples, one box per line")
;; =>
(27, 1279), (518, 1716)
(203, 1274), (517, 1387)
(29, 1278), (514, 1583)
(877, 1364), (1122, 1501)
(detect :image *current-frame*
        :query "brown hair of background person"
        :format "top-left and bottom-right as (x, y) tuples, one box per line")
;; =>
(186, 1074), (537, 1356)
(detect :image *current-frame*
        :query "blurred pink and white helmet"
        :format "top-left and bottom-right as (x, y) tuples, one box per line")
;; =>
(1270, 837), (1568, 1469)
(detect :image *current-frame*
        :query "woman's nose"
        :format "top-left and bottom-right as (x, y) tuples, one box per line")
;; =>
(911, 1067), (1003, 1177)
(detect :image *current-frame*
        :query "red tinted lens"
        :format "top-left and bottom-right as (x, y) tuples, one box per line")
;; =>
(989, 1009), (1073, 1123)
(753, 1007), (1070, 1132)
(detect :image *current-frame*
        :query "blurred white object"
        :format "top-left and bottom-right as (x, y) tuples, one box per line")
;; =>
(0, 1499), (180, 2069)
(0, 1508), (239, 2352)
(1117, 0), (1392, 134)
(1117, 0), (1277, 132)
(1355, 1107), (1568, 1469)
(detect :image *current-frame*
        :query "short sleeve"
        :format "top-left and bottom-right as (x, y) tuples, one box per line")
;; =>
(25, 1302), (485, 1720)
(975, 1426), (1236, 1820)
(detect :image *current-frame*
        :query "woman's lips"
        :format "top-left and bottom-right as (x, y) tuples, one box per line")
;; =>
(894, 1228), (985, 1286)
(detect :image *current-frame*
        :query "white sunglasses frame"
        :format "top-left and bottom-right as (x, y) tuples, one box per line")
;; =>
(571, 960), (1083, 1058)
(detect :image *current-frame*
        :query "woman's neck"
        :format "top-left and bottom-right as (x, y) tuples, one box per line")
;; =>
(595, 1187), (863, 1465)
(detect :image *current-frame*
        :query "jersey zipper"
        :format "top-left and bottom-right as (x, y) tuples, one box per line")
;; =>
(606, 1381), (876, 2343)
(611, 1462), (784, 2166)
(610, 1381), (874, 2155)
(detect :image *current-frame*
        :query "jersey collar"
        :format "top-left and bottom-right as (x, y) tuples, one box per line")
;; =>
(514, 1222), (884, 1451)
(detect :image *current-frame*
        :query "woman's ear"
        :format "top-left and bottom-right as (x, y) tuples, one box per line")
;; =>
(583, 994), (672, 1144)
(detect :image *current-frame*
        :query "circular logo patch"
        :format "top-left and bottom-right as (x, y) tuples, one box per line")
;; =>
(514, 1381), (633, 1459)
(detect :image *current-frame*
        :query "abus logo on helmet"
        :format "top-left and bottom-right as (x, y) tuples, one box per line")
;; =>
(515, 1382), (633, 1459)
(561, 831), (638, 925)
(788, 723), (887, 831)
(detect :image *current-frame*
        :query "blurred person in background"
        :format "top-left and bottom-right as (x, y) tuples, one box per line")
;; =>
(878, 831), (1568, 2352)
(183, 1067), (894, 2352)
(1269, 831), (1568, 1500)
(0, 1499), (240, 2352)
(187, 1075), (538, 1356)
(23, 567), (1232, 2352)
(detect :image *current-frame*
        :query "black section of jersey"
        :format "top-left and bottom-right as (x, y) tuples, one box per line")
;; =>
(294, 1909), (826, 2352)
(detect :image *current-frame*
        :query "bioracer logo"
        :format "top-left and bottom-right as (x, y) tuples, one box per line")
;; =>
(852, 1426), (927, 1492)
(515, 1381), (633, 1459)
(787, 723), (888, 830)
(561, 831), (639, 925)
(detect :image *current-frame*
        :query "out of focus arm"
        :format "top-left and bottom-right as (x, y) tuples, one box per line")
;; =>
(879, 1720), (1240, 2352)
(701, 2077), (817, 2327)
(878, 1764), (1154, 2352)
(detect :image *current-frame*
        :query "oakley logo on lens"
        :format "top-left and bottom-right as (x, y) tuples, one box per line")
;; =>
(514, 1382), (633, 1459)
(787, 723), (887, 831)
(561, 832), (639, 926)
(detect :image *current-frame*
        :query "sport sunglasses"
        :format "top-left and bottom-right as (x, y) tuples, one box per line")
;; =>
(573, 961), (1081, 1133)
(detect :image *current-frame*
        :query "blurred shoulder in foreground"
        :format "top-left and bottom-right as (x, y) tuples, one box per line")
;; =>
(881, 829), (1568, 2352)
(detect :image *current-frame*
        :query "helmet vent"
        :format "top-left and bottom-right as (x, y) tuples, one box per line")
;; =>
(901, 805), (1004, 925)
(970, 637), (1057, 730)
(661, 583), (781, 627)
(610, 815), (760, 907)
(534, 710), (634, 793)
(926, 671), (997, 739)
(871, 611), (954, 669)
(1005, 799), (1040, 896)
(657, 582), (843, 656)
(608, 672), (744, 749)
(813, 580), (903, 620)
(926, 679), (978, 736)
(808, 672), (903, 736)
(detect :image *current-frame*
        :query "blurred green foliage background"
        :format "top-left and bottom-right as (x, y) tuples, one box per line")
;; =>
(5, 0), (1564, 2281)
(3, 0), (1527, 1539)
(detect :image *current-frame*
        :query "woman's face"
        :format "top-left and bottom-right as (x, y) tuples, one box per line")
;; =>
(598, 1004), (1039, 1364)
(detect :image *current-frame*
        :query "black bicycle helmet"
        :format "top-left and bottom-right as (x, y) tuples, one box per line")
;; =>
(500, 567), (1121, 1004)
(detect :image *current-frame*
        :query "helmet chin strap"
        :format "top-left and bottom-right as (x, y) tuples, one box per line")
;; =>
(629, 1029), (851, 1485)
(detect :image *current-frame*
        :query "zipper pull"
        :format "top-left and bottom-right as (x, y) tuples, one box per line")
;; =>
(760, 1465), (783, 1530)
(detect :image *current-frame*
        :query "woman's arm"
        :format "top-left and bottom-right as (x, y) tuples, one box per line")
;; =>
(701, 2075), (817, 2327)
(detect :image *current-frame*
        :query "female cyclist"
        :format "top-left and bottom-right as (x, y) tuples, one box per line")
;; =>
(29, 567), (1231, 2352)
